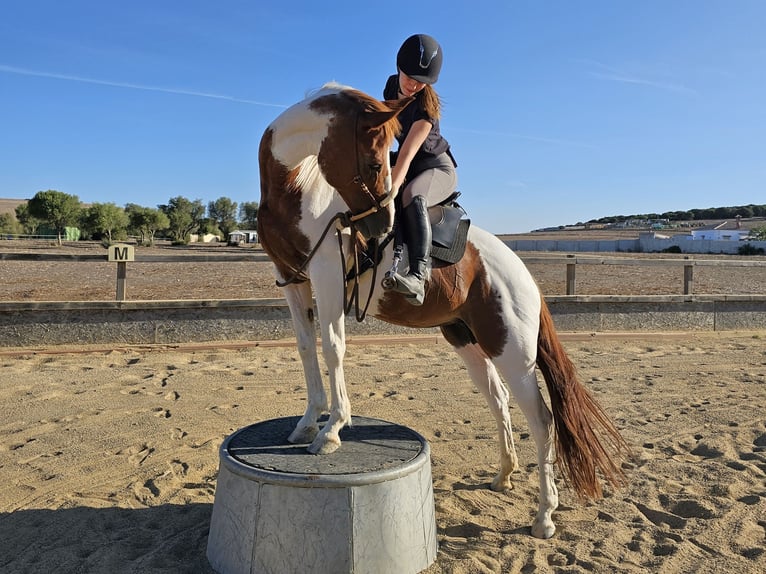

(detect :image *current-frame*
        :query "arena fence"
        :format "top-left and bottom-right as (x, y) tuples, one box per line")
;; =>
(1, 251), (765, 347)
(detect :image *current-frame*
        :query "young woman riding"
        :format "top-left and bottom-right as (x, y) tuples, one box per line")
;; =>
(384, 33), (458, 306)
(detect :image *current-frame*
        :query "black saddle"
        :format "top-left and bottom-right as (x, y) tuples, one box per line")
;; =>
(428, 193), (470, 264)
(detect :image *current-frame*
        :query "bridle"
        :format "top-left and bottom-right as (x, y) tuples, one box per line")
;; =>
(346, 110), (395, 224)
(275, 111), (395, 322)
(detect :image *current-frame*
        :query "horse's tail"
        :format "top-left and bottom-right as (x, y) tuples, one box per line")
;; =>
(536, 295), (630, 499)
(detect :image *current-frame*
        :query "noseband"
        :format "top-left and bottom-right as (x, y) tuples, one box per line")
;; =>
(345, 175), (394, 225)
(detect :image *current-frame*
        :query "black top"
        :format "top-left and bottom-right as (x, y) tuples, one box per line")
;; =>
(384, 74), (455, 179)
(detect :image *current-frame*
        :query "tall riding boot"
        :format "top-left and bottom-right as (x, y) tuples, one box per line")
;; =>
(391, 195), (431, 305)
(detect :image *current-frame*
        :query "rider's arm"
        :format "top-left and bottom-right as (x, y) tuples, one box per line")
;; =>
(391, 119), (432, 194)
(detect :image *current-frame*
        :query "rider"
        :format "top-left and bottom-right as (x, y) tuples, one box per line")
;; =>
(384, 33), (458, 306)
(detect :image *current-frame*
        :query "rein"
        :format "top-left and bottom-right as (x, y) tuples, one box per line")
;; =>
(275, 211), (382, 322)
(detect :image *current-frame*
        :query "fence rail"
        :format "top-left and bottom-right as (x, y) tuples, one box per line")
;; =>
(523, 255), (766, 295)
(2, 251), (766, 301)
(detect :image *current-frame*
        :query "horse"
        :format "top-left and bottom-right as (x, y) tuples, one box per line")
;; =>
(256, 82), (628, 539)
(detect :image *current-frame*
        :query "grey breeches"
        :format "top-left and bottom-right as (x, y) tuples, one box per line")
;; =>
(401, 164), (457, 208)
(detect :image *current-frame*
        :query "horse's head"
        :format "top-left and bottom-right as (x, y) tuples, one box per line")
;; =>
(310, 87), (412, 240)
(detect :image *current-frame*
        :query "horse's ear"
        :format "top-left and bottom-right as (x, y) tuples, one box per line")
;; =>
(361, 97), (415, 129)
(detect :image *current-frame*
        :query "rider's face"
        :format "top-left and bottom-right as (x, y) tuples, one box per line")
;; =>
(398, 70), (426, 97)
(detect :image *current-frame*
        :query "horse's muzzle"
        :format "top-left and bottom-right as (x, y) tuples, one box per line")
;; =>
(354, 209), (393, 240)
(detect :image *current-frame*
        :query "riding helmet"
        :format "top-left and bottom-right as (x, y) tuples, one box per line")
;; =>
(396, 34), (442, 84)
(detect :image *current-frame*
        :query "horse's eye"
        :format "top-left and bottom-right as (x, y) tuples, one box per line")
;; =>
(369, 163), (382, 174)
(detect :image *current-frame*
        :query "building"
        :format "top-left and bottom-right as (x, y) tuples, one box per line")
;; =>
(228, 230), (259, 246)
(690, 221), (749, 241)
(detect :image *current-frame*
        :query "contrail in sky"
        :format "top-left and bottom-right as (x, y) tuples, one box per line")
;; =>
(574, 58), (698, 95)
(0, 64), (288, 108)
(451, 127), (598, 150)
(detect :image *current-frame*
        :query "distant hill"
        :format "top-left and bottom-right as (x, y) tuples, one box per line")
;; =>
(0, 198), (26, 215)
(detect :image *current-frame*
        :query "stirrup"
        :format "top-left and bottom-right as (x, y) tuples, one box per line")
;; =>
(386, 272), (425, 306)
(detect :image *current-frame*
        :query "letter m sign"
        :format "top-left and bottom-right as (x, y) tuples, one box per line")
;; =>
(108, 244), (135, 262)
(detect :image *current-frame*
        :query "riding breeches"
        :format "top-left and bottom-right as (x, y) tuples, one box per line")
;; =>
(401, 163), (457, 208)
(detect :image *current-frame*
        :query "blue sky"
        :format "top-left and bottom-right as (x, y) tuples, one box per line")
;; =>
(1, 1), (764, 234)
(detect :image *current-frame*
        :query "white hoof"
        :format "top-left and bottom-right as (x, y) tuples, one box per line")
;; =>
(288, 425), (318, 444)
(531, 517), (556, 539)
(490, 474), (513, 492)
(307, 433), (341, 455)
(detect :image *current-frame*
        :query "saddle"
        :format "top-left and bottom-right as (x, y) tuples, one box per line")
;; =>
(346, 193), (470, 282)
(428, 193), (470, 265)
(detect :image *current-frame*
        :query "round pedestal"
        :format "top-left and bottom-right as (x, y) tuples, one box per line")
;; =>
(206, 416), (437, 574)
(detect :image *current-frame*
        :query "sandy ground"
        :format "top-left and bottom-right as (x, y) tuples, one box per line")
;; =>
(1, 332), (765, 573)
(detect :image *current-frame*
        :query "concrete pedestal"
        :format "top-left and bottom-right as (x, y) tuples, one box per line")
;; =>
(207, 416), (437, 574)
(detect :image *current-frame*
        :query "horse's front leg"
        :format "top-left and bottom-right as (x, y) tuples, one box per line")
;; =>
(282, 281), (329, 444)
(306, 261), (351, 455)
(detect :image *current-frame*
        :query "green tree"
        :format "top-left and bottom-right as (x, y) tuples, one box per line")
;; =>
(82, 202), (129, 243)
(15, 202), (42, 234)
(197, 217), (222, 239)
(208, 197), (238, 239)
(159, 196), (205, 244)
(27, 190), (82, 245)
(125, 204), (169, 246)
(239, 201), (259, 229)
(748, 226), (766, 241)
(0, 213), (23, 235)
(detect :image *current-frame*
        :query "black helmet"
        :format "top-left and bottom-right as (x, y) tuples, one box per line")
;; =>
(396, 34), (442, 84)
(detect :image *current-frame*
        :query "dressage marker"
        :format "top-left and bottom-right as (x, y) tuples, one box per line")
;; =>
(207, 416), (437, 574)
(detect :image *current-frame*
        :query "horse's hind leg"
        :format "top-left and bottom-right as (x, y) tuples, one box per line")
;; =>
(448, 341), (519, 491)
(496, 359), (559, 539)
(282, 282), (328, 444)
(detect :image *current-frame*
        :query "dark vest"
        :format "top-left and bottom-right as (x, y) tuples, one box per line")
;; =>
(384, 75), (456, 180)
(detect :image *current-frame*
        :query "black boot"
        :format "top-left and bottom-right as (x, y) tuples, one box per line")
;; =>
(391, 196), (431, 305)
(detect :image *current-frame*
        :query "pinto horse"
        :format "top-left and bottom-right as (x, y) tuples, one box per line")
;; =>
(257, 83), (628, 538)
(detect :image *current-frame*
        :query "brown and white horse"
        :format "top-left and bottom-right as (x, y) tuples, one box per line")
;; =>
(257, 83), (628, 538)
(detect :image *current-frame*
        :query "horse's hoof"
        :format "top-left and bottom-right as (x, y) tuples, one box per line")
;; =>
(490, 474), (513, 492)
(288, 426), (318, 444)
(307, 434), (341, 455)
(531, 518), (556, 539)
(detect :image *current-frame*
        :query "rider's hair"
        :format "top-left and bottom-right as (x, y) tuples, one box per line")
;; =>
(421, 85), (441, 121)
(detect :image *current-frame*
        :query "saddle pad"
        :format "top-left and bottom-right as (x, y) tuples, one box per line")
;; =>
(431, 219), (470, 265)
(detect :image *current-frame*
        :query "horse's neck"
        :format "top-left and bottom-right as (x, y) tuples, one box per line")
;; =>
(270, 103), (329, 168)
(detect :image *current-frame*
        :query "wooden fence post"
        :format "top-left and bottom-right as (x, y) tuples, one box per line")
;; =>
(116, 262), (127, 301)
(683, 263), (694, 295)
(108, 244), (135, 301)
(566, 261), (576, 295)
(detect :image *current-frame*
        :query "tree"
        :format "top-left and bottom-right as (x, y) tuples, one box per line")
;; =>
(27, 190), (82, 245)
(0, 213), (23, 235)
(159, 196), (205, 244)
(208, 197), (238, 239)
(82, 202), (129, 243)
(748, 226), (766, 241)
(125, 204), (169, 246)
(197, 217), (222, 239)
(14, 203), (41, 234)
(239, 201), (259, 229)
